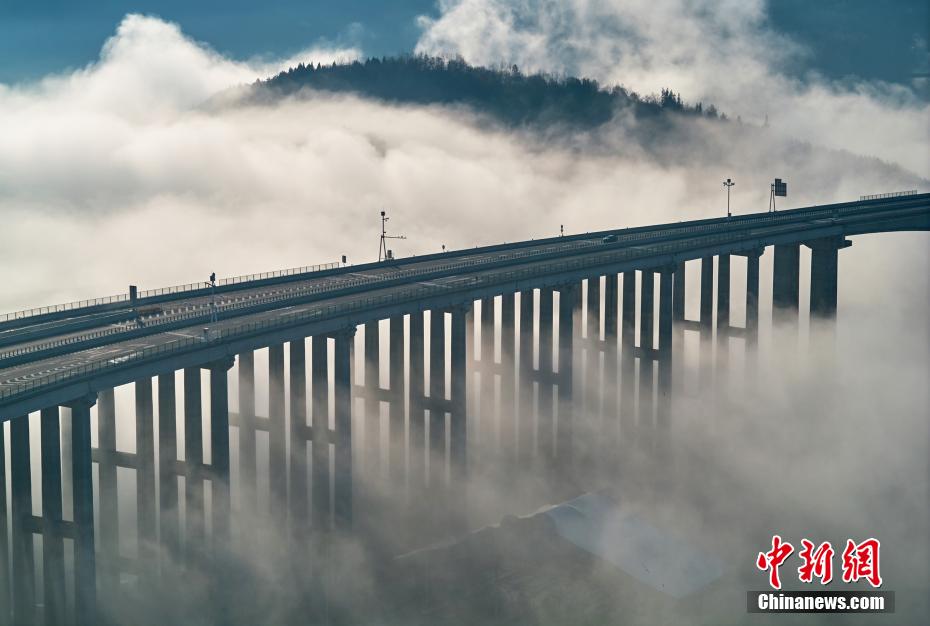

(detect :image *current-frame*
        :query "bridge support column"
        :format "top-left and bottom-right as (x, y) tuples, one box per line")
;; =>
(428, 310), (446, 491)
(96, 389), (118, 594)
(268, 344), (287, 513)
(333, 328), (355, 529)
(363, 321), (380, 478)
(639, 271), (655, 447)
(310, 336), (330, 530)
(10, 415), (33, 625)
(183, 367), (205, 564)
(69, 395), (97, 625)
(500, 294), (517, 463)
(581, 277), (599, 470)
(289, 339), (308, 530)
(557, 284), (577, 466)
(237, 351), (256, 510)
(672, 262), (685, 326)
(388, 317), (405, 484)
(158, 373), (180, 565)
(772, 243), (800, 322)
(746, 249), (763, 348)
(0, 413), (8, 626)
(479, 297), (495, 455)
(538, 288), (555, 463)
(700, 257), (713, 331)
(207, 358), (234, 549)
(409, 312), (426, 491)
(603, 274), (619, 459)
(620, 272), (636, 453)
(807, 237), (851, 320)
(699, 258), (714, 388)
(449, 305), (468, 523)
(136, 377), (156, 572)
(717, 255), (731, 330)
(39, 407), (65, 625)
(517, 291), (534, 467)
(657, 269), (675, 432)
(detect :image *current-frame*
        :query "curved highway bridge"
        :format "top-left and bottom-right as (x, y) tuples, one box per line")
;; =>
(0, 191), (927, 623)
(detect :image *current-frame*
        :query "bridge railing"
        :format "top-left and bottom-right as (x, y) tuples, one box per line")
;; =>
(0, 294), (130, 324)
(137, 261), (343, 298)
(859, 190), (918, 201)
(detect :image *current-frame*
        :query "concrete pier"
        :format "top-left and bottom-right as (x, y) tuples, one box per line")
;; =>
(237, 350), (256, 508)
(96, 389), (118, 592)
(772, 243), (800, 318)
(639, 271), (655, 446)
(69, 396), (97, 625)
(538, 288), (555, 461)
(746, 249), (763, 347)
(388, 317), (405, 482)
(268, 344), (287, 512)
(620, 271), (636, 451)
(183, 367), (205, 561)
(717, 254), (731, 329)
(500, 293), (517, 461)
(603, 274), (619, 456)
(0, 415), (8, 626)
(208, 359), (234, 547)
(479, 298), (495, 453)
(333, 328), (355, 528)
(408, 312), (426, 490)
(158, 373), (180, 562)
(40, 407), (65, 625)
(657, 269), (674, 432)
(310, 336), (330, 529)
(10, 414), (34, 624)
(556, 285), (576, 464)
(136, 377), (156, 570)
(808, 237), (851, 319)
(518, 290), (534, 465)
(363, 321), (380, 475)
(449, 306), (468, 512)
(289, 340), (308, 528)
(429, 309), (446, 487)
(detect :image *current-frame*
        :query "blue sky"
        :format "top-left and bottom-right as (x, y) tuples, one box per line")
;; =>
(1, 1), (927, 86)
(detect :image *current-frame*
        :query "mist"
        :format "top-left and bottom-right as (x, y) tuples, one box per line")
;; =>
(1, 7), (928, 625)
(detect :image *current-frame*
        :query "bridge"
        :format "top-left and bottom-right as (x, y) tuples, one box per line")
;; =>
(0, 192), (927, 623)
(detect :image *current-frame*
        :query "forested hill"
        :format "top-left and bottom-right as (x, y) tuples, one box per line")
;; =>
(255, 55), (724, 128)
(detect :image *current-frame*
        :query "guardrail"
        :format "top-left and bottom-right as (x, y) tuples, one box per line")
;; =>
(0, 294), (129, 324)
(137, 261), (342, 298)
(859, 190), (918, 201)
(4, 201), (917, 403)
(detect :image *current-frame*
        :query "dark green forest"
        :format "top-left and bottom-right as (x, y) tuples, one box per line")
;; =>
(256, 55), (725, 129)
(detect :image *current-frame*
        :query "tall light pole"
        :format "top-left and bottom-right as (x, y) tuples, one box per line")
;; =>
(723, 178), (735, 218)
(378, 210), (406, 262)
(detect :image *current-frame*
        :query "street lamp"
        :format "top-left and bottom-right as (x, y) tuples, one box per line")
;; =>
(723, 178), (735, 217)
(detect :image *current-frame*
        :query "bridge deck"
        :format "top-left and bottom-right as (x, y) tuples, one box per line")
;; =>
(0, 193), (926, 417)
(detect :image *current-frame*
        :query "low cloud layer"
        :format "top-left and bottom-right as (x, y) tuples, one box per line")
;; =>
(0, 13), (924, 314)
(416, 0), (930, 175)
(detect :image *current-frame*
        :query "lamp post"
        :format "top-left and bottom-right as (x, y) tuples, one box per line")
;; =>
(723, 178), (735, 218)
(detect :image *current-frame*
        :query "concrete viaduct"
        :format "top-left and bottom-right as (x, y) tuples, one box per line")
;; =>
(0, 191), (926, 624)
